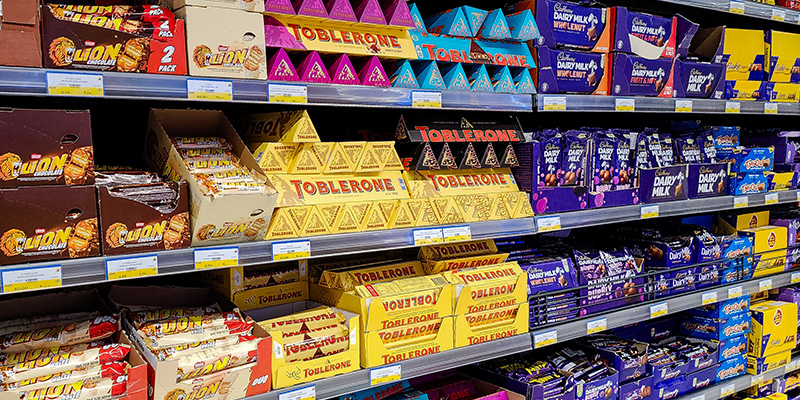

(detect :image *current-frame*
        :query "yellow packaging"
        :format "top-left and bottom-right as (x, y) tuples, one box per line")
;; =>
(371, 142), (404, 171)
(747, 349), (791, 374)
(376, 318), (444, 349)
(199, 262), (309, 311)
(299, 206), (332, 237)
(448, 267), (527, 315)
(514, 194), (535, 218)
(340, 142), (366, 167)
(454, 194), (493, 222)
(423, 253), (510, 275)
(361, 316), (454, 367)
(324, 143), (356, 174)
(269, 172), (410, 207)
(767, 31), (800, 83)
(266, 208), (299, 240)
(234, 110), (320, 143)
(371, 200), (399, 228)
(727, 81), (766, 101)
(355, 144), (383, 173)
(404, 169), (519, 198)
(716, 211), (770, 234)
(430, 197), (466, 225)
(250, 143), (299, 173)
(768, 83), (800, 103)
(317, 203), (346, 233)
(319, 261), (424, 291)
(722, 28), (767, 81)
(335, 205), (366, 234)
(454, 303), (528, 347)
(285, 206), (314, 234)
(388, 200), (415, 229)
(739, 226), (788, 253)
(488, 195), (512, 220)
(361, 202), (391, 231)
(749, 300), (798, 357)
(309, 283), (454, 332)
(766, 172), (797, 191)
(419, 239), (497, 261)
(752, 249), (786, 277)
(290, 142), (333, 174)
(408, 198), (441, 227)
(347, 201), (373, 227)
(355, 275), (448, 298)
(444, 262), (523, 285)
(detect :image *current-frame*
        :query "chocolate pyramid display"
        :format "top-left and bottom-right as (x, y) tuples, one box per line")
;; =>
(425, 7), (472, 37)
(500, 143), (520, 168)
(293, 0), (328, 17)
(437, 143), (458, 170)
(412, 142), (440, 170)
(355, 0), (387, 25)
(467, 64), (493, 92)
(329, 54), (360, 85)
(480, 143), (502, 168)
(265, 0), (296, 14)
(490, 66), (516, 93)
(413, 61), (446, 90)
(358, 56), (390, 86)
(506, 9), (539, 41)
(512, 68), (535, 94)
(458, 6), (488, 36)
(441, 63), (471, 91)
(267, 48), (300, 81)
(326, 0), (357, 22)
(408, 3), (426, 32)
(297, 51), (331, 83)
(389, 60), (419, 89)
(382, 0), (415, 28)
(477, 8), (510, 40)
(457, 142), (482, 169)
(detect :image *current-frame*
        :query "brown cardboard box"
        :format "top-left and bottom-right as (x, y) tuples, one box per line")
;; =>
(0, 108), (94, 187)
(0, 0), (42, 67)
(0, 290), (147, 400)
(107, 285), (272, 400)
(0, 185), (100, 265)
(177, 6), (267, 80)
(97, 181), (191, 255)
(144, 109), (277, 246)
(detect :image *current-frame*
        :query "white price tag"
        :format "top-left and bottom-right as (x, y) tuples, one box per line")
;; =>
(370, 364), (401, 386)
(701, 291), (718, 305)
(413, 228), (444, 246)
(765, 193), (779, 204)
(792, 272), (800, 284)
(443, 225), (471, 242)
(187, 79), (233, 101)
(194, 247), (239, 270)
(689, 395), (705, 400)
(759, 278), (773, 291)
(542, 96), (567, 111)
(272, 240), (311, 261)
(734, 196), (749, 208)
(411, 91), (442, 108)
(46, 72), (104, 97)
(105, 255), (158, 281)
(269, 83), (308, 103)
(751, 374), (764, 385)
(615, 98), (635, 111)
(2, 265), (62, 293)
(536, 216), (562, 232)
(773, 8), (787, 21)
(641, 205), (659, 219)
(650, 302), (668, 318)
(533, 329), (558, 349)
(789, 360), (800, 371)
(765, 102), (779, 114)
(720, 383), (736, 397)
(797, 191), (800, 202)
(675, 99), (693, 112)
(728, 285), (743, 299)
(587, 318), (607, 335)
(726, 101), (741, 113)
(729, 0), (745, 13)
(279, 385), (315, 400)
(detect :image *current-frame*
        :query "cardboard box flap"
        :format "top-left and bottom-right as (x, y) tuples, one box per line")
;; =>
(4, 0), (38, 26)
(690, 26), (724, 62)
(108, 285), (227, 310)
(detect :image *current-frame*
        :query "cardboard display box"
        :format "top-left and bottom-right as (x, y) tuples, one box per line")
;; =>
(200, 261), (310, 310)
(144, 109), (278, 246)
(0, 0), (42, 67)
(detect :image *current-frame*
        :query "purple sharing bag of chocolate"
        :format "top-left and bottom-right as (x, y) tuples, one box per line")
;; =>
(562, 131), (589, 186)
(659, 134), (675, 166)
(593, 132), (618, 192)
(540, 132), (564, 187)
(614, 131), (633, 189)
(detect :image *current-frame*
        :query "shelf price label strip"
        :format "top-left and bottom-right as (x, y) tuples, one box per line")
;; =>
(194, 247), (239, 269)
(650, 302), (668, 318)
(443, 225), (471, 242)
(369, 364), (401, 386)
(701, 290), (717, 305)
(533, 329), (557, 349)
(279, 384), (315, 400)
(413, 228), (444, 246)
(105, 255), (158, 281)
(187, 79), (233, 101)
(46, 72), (104, 97)
(615, 98), (635, 112)
(536, 216), (561, 233)
(586, 317), (607, 335)
(641, 205), (659, 219)
(1, 265), (62, 293)
(272, 240), (311, 261)
(269, 83), (308, 104)
(542, 96), (567, 111)
(411, 91), (442, 108)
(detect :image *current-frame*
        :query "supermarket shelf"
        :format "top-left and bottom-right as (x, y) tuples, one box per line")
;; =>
(536, 94), (800, 114)
(675, 356), (800, 400)
(659, 0), (800, 25)
(536, 190), (800, 232)
(0, 66), (533, 112)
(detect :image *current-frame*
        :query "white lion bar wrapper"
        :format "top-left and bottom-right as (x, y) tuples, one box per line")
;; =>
(0, 344), (130, 383)
(0, 340), (108, 366)
(131, 306), (223, 327)
(21, 375), (128, 400)
(174, 340), (258, 382)
(152, 335), (256, 362)
(0, 312), (101, 336)
(2, 361), (128, 392)
(0, 316), (120, 354)
(138, 311), (253, 350)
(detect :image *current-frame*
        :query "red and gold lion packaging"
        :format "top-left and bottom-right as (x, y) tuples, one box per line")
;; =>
(41, 5), (187, 75)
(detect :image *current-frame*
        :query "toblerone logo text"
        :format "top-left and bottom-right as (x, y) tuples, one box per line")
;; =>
(287, 24), (403, 49)
(429, 241), (491, 258)
(291, 178), (396, 199)
(351, 265), (418, 284)
(378, 321), (440, 343)
(414, 126), (522, 143)
(427, 173), (509, 191)
(455, 266), (517, 283)
(468, 327), (519, 345)
(382, 292), (438, 312)
(303, 360), (353, 378)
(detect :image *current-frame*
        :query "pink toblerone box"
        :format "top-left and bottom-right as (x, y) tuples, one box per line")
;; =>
(326, 0), (357, 22)
(355, 0), (387, 25)
(329, 54), (360, 85)
(382, 0), (415, 28)
(293, 0), (328, 17)
(267, 48), (300, 81)
(297, 51), (331, 83)
(264, 0), (295, 14)
(358, 56), (390, 86)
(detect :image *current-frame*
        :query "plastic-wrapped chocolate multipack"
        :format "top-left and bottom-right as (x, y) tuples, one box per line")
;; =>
(257, 306), (350, 363)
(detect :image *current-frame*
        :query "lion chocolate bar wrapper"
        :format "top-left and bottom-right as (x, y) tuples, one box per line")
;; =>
(0, 340), (109, 366)
(137, 311), (253, 350)
(130, 306), (222, 326)
(47, 5), (177, 37)
(151, 334), (256, 362)
(2, 361), (128, 392)
(0, 312), (101, 337)
(0, 317), (120, 354)
(171, 137), (232, 150)
(174, 340), (258, 382)
(0, 343), (130, 383)
(18, 375), (128, 400)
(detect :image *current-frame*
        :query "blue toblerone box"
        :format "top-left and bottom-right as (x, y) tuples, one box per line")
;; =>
(467, 64), (493, 92)
(389, 60), (419, 89)
(440, 63), (471, 91)
(413, 61), (446, 90)
(476, 8), (511, 39)
(512, 67), (535, 94)
(490, 66), (516, 93)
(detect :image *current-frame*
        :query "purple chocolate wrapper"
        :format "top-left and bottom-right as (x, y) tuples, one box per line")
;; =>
(538, 46), (607, 94)
(535, 0), (609, 52)
(612, 7), (676, 59)
(673, 59), (724, 99)
(611, 53), (674, 97)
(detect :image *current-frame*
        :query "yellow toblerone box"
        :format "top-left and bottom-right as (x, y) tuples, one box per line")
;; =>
(269, 172), (410, 207)
(453, 303), (528, 348)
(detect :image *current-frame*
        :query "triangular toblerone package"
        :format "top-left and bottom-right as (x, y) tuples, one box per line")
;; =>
(491, 66), (516, 93)
(362, 201), (392, 231)
(297, 51), (331, 84)
(383, 0), (415, 28)
(355, 0), (387, 24)
(457, 142), (482, 169)
(480, 143), (502, 169)
(488, 195), (511, 220)
(266, 208), (299, 239)
(265, 0), (296, 14)
(515, 193), (535, 218)
(477, 8), (511, 40)
(290, 142), (333, 174)
(437, 143), (458, 170)
(285, 206), (314, 234)
(498, 192), (522, 217)
(441, 63), (471, 91)
(389, 60), (420, 89)
(329, 54), (360, 85)
(431, 197), (465, 225)
(323, 143), (355, 173)
(467, 64), (493, 92)
(371, 141), (403, 170)
(300, 206), (332, 237)
(412, 142), (440, 171)
(455, 194), (491, 222)
(253, 143), (299, 173)
(317, 203), (345, 232)
(409, 198), (440, 227)
(500, 143), (520, 168)
(513, 68), (535, 94)
(413, 61), (446, 90)
(347, 202), (373, 227)
(408, 4), (426, 32)
(358, 56), (390, 86)
(388, 199), (415, 229)
(458, 6), (488, 36)
(425, 8), (472, 37)
(293, 0), (328, 17)
(268, 48), (299, 82)
(506, 9), (539, 41)
(355, 143), (383, 173)
(376, 199), (399, 221)
(334, 206), (362, 233)
(341, 142), (367, 167)
(326, 0), (357, 22)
